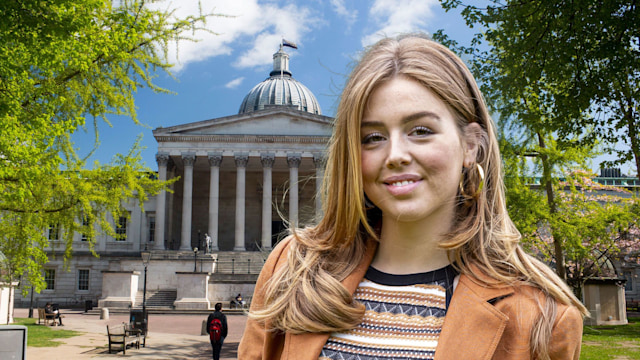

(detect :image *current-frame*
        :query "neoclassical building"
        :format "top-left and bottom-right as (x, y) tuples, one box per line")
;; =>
(152, 49), (331, 252)
(15, 46), (333, 310)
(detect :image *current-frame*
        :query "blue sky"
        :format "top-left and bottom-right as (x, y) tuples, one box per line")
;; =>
(72, 0), (631, 175)
(73, 0), (478, 171)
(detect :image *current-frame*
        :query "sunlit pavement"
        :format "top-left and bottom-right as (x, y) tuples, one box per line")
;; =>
(12, 308), (247, 359)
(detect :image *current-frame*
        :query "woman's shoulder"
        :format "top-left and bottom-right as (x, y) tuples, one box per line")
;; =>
(457, 268), (583, 324)
(258, 235), (296, 277)
(266, 235), (295, 259)
(478, 278), (583, 327)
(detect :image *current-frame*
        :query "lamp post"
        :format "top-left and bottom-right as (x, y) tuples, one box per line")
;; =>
(193, 247), (198, 272)
(140, 248), (152, 315)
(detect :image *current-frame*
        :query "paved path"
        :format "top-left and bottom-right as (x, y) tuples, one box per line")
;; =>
(12, 308), (247, 359)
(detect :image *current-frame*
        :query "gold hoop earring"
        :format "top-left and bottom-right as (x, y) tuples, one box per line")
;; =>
(475, 163), (485, 195)
(460, 164), (485, 198)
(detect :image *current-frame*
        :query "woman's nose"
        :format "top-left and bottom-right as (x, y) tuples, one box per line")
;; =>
(385, 136), (411, 168)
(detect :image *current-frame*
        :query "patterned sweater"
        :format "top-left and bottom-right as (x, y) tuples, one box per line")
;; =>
(319, 265), (457, 360)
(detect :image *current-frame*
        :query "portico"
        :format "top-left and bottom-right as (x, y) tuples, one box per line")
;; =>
(151, 108), (331, 253)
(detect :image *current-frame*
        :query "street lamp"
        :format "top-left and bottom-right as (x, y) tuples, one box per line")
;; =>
(193, 247), (198, 272)
(140, 248), (152, 314)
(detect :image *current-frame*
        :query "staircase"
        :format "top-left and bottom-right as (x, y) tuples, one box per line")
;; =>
(133, 289), (177, 309)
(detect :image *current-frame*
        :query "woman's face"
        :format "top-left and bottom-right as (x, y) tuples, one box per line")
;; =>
(360, 76), (477, 226)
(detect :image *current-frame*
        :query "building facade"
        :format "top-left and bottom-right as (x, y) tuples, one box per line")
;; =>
(15, 46), (333, 309)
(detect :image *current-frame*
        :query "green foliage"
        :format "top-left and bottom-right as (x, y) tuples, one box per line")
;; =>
(12, 318), (83, 347)
(0, 0), (212, 294)
(435, 0), (640, 285)
(437, 0), (640, 175)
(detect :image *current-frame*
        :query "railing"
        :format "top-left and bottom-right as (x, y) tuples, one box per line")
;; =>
(210, 258), (265, 275)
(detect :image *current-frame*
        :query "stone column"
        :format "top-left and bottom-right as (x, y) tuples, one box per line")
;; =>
(154, 153), (169, 250)
(180, 153), (196, 251)
(287, 154), (301, 227)
(260, 154), (275, 250)
(234, 154), (248, 251)
(313, 154), (324, 217)
(208, 153), (222, 251)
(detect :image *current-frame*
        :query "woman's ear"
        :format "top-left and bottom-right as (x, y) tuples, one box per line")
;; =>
(462, 122), (483, 168)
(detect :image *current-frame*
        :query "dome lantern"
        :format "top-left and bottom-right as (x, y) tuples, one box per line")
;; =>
(238, 45), (321, 115)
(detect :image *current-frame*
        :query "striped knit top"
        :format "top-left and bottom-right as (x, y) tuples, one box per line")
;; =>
(319, 264), (457, 360)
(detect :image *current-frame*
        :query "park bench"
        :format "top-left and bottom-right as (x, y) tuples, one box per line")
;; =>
(106, 323), (143, 354)
(37, 308), (57, 326)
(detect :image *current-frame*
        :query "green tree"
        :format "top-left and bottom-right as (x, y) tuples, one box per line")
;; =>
(434, 0), (640, 281)
(506, 166), (638, 297)
(0, 0), (214, 318)
(439, 0), (639, 174)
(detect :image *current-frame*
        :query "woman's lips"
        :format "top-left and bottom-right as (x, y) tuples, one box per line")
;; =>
(383, 177), (422, 196)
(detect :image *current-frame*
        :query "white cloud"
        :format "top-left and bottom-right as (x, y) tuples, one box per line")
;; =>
(225, 77), (245, 89)
(330, 0), (357, 26)
(362, 0), (439, 47)
(149, 0), (321, 72)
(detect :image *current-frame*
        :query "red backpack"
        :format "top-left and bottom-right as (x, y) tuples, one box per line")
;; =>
(209, 318), (223, 343)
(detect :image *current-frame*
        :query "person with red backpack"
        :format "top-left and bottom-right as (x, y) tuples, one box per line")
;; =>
(206, 302), (228, 360)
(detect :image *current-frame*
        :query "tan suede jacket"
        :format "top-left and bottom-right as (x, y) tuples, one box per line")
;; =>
(238, 237), (583, 360)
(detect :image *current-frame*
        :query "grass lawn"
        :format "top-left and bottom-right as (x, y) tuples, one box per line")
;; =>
(581, 317), (640, 360)
(11, 317), (83, 347)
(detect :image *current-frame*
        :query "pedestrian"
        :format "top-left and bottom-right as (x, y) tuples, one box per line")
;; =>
(239, 34), (587, 359)
(206, 302), (228, 360)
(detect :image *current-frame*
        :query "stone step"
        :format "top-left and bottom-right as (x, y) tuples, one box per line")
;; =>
(134, 289), (177, 308)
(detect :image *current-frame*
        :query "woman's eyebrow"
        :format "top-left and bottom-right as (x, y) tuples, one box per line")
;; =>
(402, 111), (441, 124)
(361, 111), (441, 127)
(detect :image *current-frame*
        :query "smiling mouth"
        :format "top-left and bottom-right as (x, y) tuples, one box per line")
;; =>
(388, 180), (416, 187)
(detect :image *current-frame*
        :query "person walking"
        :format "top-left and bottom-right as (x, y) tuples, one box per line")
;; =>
(206, 302), (228, 360)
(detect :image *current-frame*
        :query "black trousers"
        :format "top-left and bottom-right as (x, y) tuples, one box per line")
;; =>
(210, 337), (224, 360)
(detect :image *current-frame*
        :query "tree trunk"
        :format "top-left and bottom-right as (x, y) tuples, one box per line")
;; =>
(537, 132), (566, 280)
(6, 284), (13, 325)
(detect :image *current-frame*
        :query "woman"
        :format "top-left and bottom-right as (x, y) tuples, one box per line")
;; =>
(239, 34), (587, 360)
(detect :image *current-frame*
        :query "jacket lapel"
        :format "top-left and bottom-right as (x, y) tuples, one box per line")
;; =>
(286, 239), (379, 360)
(435, 274), (514, 360)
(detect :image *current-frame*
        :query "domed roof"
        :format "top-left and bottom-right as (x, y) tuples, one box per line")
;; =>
(238, 46), (321, 115)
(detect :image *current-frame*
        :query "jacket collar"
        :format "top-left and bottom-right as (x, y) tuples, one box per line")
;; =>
(434, 270), (514, 360)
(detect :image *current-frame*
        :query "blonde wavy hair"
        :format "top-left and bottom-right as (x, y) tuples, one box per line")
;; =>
(251, 34), (587, 359)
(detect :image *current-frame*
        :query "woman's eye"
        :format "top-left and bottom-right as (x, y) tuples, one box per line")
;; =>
(362, 132), (385, 144)
(410, 126), (433, 136)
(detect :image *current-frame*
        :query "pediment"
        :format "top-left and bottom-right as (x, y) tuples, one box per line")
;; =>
(153, 107), (333, 138)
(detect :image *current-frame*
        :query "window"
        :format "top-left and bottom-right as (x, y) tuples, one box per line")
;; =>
(48, 224), (59, 241)
(78, 269), (90, 291)
(148, 215), (156, 242)
(624, 271), (634, 292)
(44, 269), (55, 290)
(115, 216), (127, 241)
(81, 216), (90, 242)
